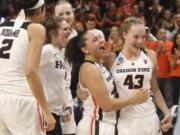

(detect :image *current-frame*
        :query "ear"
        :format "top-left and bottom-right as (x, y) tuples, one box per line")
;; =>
(81, 47), (90, 54)
(50, 31), (58, 38)
(122, 31), (127, 39)
(35, 8), (41, 15)
(36, 7), (45, 16)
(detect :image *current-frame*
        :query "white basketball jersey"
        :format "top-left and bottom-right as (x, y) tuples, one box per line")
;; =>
(80, 61), (117, 124)
(39, 44), (66, 115)
(0, 21), (32, 95)
(111, 51), (156, 117)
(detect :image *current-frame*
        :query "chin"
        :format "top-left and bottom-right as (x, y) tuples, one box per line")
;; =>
(134, 44), (142, 50)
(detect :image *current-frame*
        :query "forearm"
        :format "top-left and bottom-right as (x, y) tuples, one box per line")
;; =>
(104, 96), (133, 112)
(154, 89), (170, 114)
(27, 70), (50, 114)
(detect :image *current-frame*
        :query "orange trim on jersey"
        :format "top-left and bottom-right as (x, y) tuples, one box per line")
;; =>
(90, 98), (97, 135)
(37, 102), (45, 132)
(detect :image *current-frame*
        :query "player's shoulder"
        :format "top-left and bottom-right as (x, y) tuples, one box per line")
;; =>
(110, 52), (124, 70)
(27, 23), (45, 35)
(80, 61), (99, 75)
(145, 48), (156, 59)
(42, 44), (53, 55)
(28, 23), (45, 30)
(144, 48), (157, 66)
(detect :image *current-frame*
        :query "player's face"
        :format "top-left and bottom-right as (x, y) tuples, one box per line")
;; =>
(56, 20), (71, 48)
(83, 30), (103, 60)
(95, 30), (105, 51)
(36, 6), (46, 23)
(55, 4), (75, 26)
(123, 24), (146, 51)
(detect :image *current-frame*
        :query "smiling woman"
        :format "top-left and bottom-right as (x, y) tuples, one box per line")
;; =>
(110, 17), (172, 135)
(53, 1), (78, 135)
(40, 16), (71, 135)
(65, 29), (149, 135)
(0, 0), (56, 134)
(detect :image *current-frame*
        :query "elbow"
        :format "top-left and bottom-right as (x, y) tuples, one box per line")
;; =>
(100, 104), (113, 112)
(102, 108), (112, 112)
(25, 67), (36, 78)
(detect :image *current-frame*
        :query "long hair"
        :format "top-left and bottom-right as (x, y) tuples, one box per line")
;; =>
(65, 31), (87, 69)
(172, 31), (180, 55)
(44, 16), (67, 44)
(120, 16), (145, 39)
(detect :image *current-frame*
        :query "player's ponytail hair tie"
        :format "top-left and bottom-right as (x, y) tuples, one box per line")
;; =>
(14, 0), (45, 29)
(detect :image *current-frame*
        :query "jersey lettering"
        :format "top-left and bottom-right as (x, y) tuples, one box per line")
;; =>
(55, 60), (65, 69)
(0, 39), (13, 59)
(124, 75), (144, 89)
(0, 28), (20, 37)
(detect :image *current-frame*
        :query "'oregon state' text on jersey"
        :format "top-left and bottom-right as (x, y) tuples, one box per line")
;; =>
(111, 51), (156, 117)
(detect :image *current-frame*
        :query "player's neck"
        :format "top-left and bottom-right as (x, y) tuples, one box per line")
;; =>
(121, 47), (141, 60)
(85, 55), (100, 63)
(51, 40), (62, 50)
(25, 16), (38, 23)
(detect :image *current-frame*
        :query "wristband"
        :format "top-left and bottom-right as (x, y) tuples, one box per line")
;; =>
(64, 106), (72, 115)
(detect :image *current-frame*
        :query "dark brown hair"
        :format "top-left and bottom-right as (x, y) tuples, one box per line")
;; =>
(44, 16), (67, 43)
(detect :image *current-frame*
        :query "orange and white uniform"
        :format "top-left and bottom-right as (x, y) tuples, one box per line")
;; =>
(76, 62), (118, 135)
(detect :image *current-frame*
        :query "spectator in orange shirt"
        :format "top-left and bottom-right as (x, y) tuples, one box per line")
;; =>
(148, 27), (174, 108)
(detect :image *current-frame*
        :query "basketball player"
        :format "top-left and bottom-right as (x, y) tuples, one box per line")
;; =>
(54, 1), (77, 135)
(0, 0), (55, 135)
(40, 16), (72, 135)
(110, 17), (172, 135)
(65, 29), (149, 135)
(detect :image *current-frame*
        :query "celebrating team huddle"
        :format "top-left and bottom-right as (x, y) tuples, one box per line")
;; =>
(0, 0), (178, 135)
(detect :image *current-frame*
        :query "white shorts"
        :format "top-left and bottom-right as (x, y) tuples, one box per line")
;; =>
(0, 93), (42, 135)
(76, 117), (116, 135)
(118, 113), (162, 135)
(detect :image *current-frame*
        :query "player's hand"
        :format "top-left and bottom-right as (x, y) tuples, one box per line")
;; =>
(44, 112), (56, 131)
(60, 110), (71, 122)
(131, 89), (149, 105)
(60, 106), (72, 123)
(102, 48), (116, 69)
(76, 83), (89, 101)
(161, 112), (173, 132)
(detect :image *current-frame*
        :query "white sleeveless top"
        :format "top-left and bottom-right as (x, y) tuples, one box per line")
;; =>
(39, 44), (66, 115)
(111, 51), (156, 117)
(79, 61), (117, 124)
(0, 21), (32, 95)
